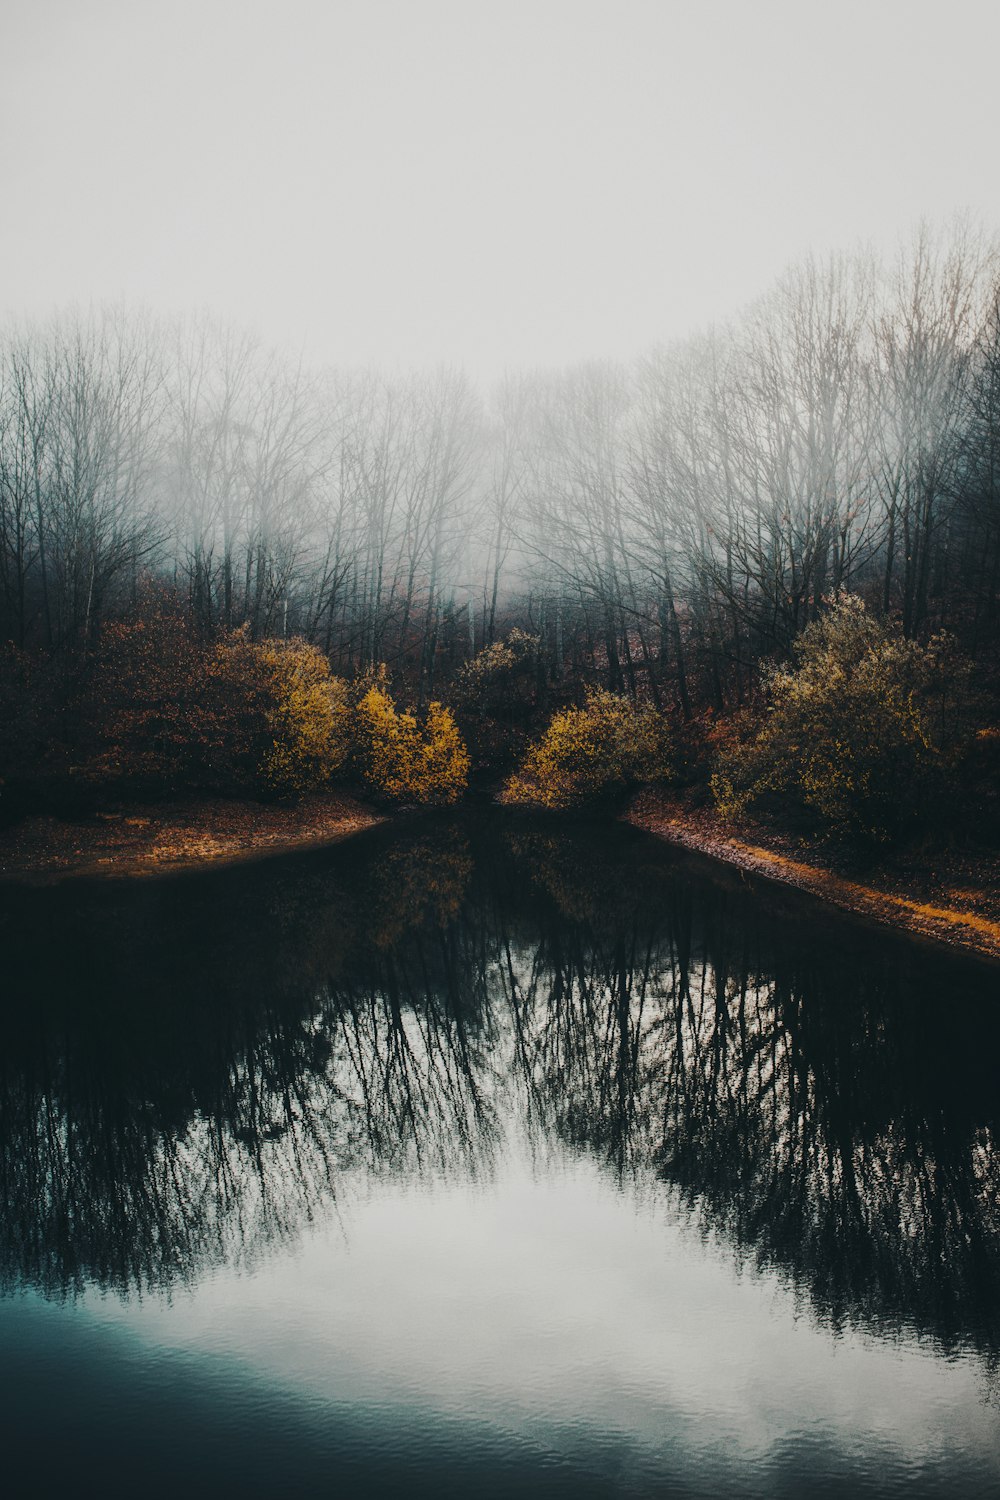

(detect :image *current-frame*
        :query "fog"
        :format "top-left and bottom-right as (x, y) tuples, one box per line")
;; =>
(4, 5), (1000, 716)
(5, 0), (1000, 378)
(2, 223), (999, 712)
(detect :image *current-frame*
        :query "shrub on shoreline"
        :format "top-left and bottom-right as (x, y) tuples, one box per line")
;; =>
(501, 690), (672, 810)
(354, 678), (470, 804)
(78, 618), (351, 799)
(449, 629), (544, 771)
(711, 595), (972, 842)
(258, 640), (351, 797)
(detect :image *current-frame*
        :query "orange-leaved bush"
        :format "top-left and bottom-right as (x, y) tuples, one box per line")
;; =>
(81, 613), (261, 790)
(83, 616), (350, 798)
(501, 689), (671, 809)
(354, 678), (469, 804)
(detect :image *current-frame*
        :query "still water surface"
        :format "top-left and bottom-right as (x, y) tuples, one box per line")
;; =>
(1, 814), (998, 1497)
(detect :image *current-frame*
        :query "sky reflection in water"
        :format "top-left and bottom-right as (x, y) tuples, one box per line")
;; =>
(1, 813), (998, 1497)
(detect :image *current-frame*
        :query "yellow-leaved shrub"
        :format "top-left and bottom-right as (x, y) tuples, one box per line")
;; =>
(259, 639), (351, 797)
(501, 689), (671, 809)
(710, 595), (970, 840)
(354, 680), (469, 804)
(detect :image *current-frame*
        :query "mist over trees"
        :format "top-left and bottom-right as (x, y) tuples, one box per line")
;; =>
(1, 221), (999, 773)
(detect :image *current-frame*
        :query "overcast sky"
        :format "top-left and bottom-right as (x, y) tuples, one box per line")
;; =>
(3, 0), (999, 380)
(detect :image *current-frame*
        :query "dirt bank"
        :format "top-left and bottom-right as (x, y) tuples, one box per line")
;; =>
(626, 790), (1000, 965)
(0, 790), (383, 885)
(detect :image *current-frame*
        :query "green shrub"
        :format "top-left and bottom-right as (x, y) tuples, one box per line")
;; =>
(450, 629), (543, 771)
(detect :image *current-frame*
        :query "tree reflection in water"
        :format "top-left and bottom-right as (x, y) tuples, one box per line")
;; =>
(1, 813), (997, 1366)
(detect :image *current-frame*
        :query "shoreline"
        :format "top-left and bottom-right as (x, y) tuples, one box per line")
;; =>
(0, 790), (384, 886)
(625, 790), (1000, 965)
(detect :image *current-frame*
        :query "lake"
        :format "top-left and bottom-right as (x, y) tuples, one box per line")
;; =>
(1, 812), (998, 1498)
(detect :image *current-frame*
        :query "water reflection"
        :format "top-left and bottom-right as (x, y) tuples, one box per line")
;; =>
(1, 813), (998, 1366)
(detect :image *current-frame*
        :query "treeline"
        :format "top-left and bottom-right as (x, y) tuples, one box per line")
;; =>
(2, 222), (999, 832)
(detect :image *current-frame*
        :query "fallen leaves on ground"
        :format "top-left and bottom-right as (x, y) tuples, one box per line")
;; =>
(0, 791), (383, 883)
(626, 789), (1000, 963)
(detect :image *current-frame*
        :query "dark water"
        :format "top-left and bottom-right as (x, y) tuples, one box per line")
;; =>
(1, 813), (999, 1498)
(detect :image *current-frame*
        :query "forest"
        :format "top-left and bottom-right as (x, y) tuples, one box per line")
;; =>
(1, 221), (998, 846)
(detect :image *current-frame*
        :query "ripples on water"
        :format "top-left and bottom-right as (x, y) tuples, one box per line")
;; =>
(1, 813), (998, 1497)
